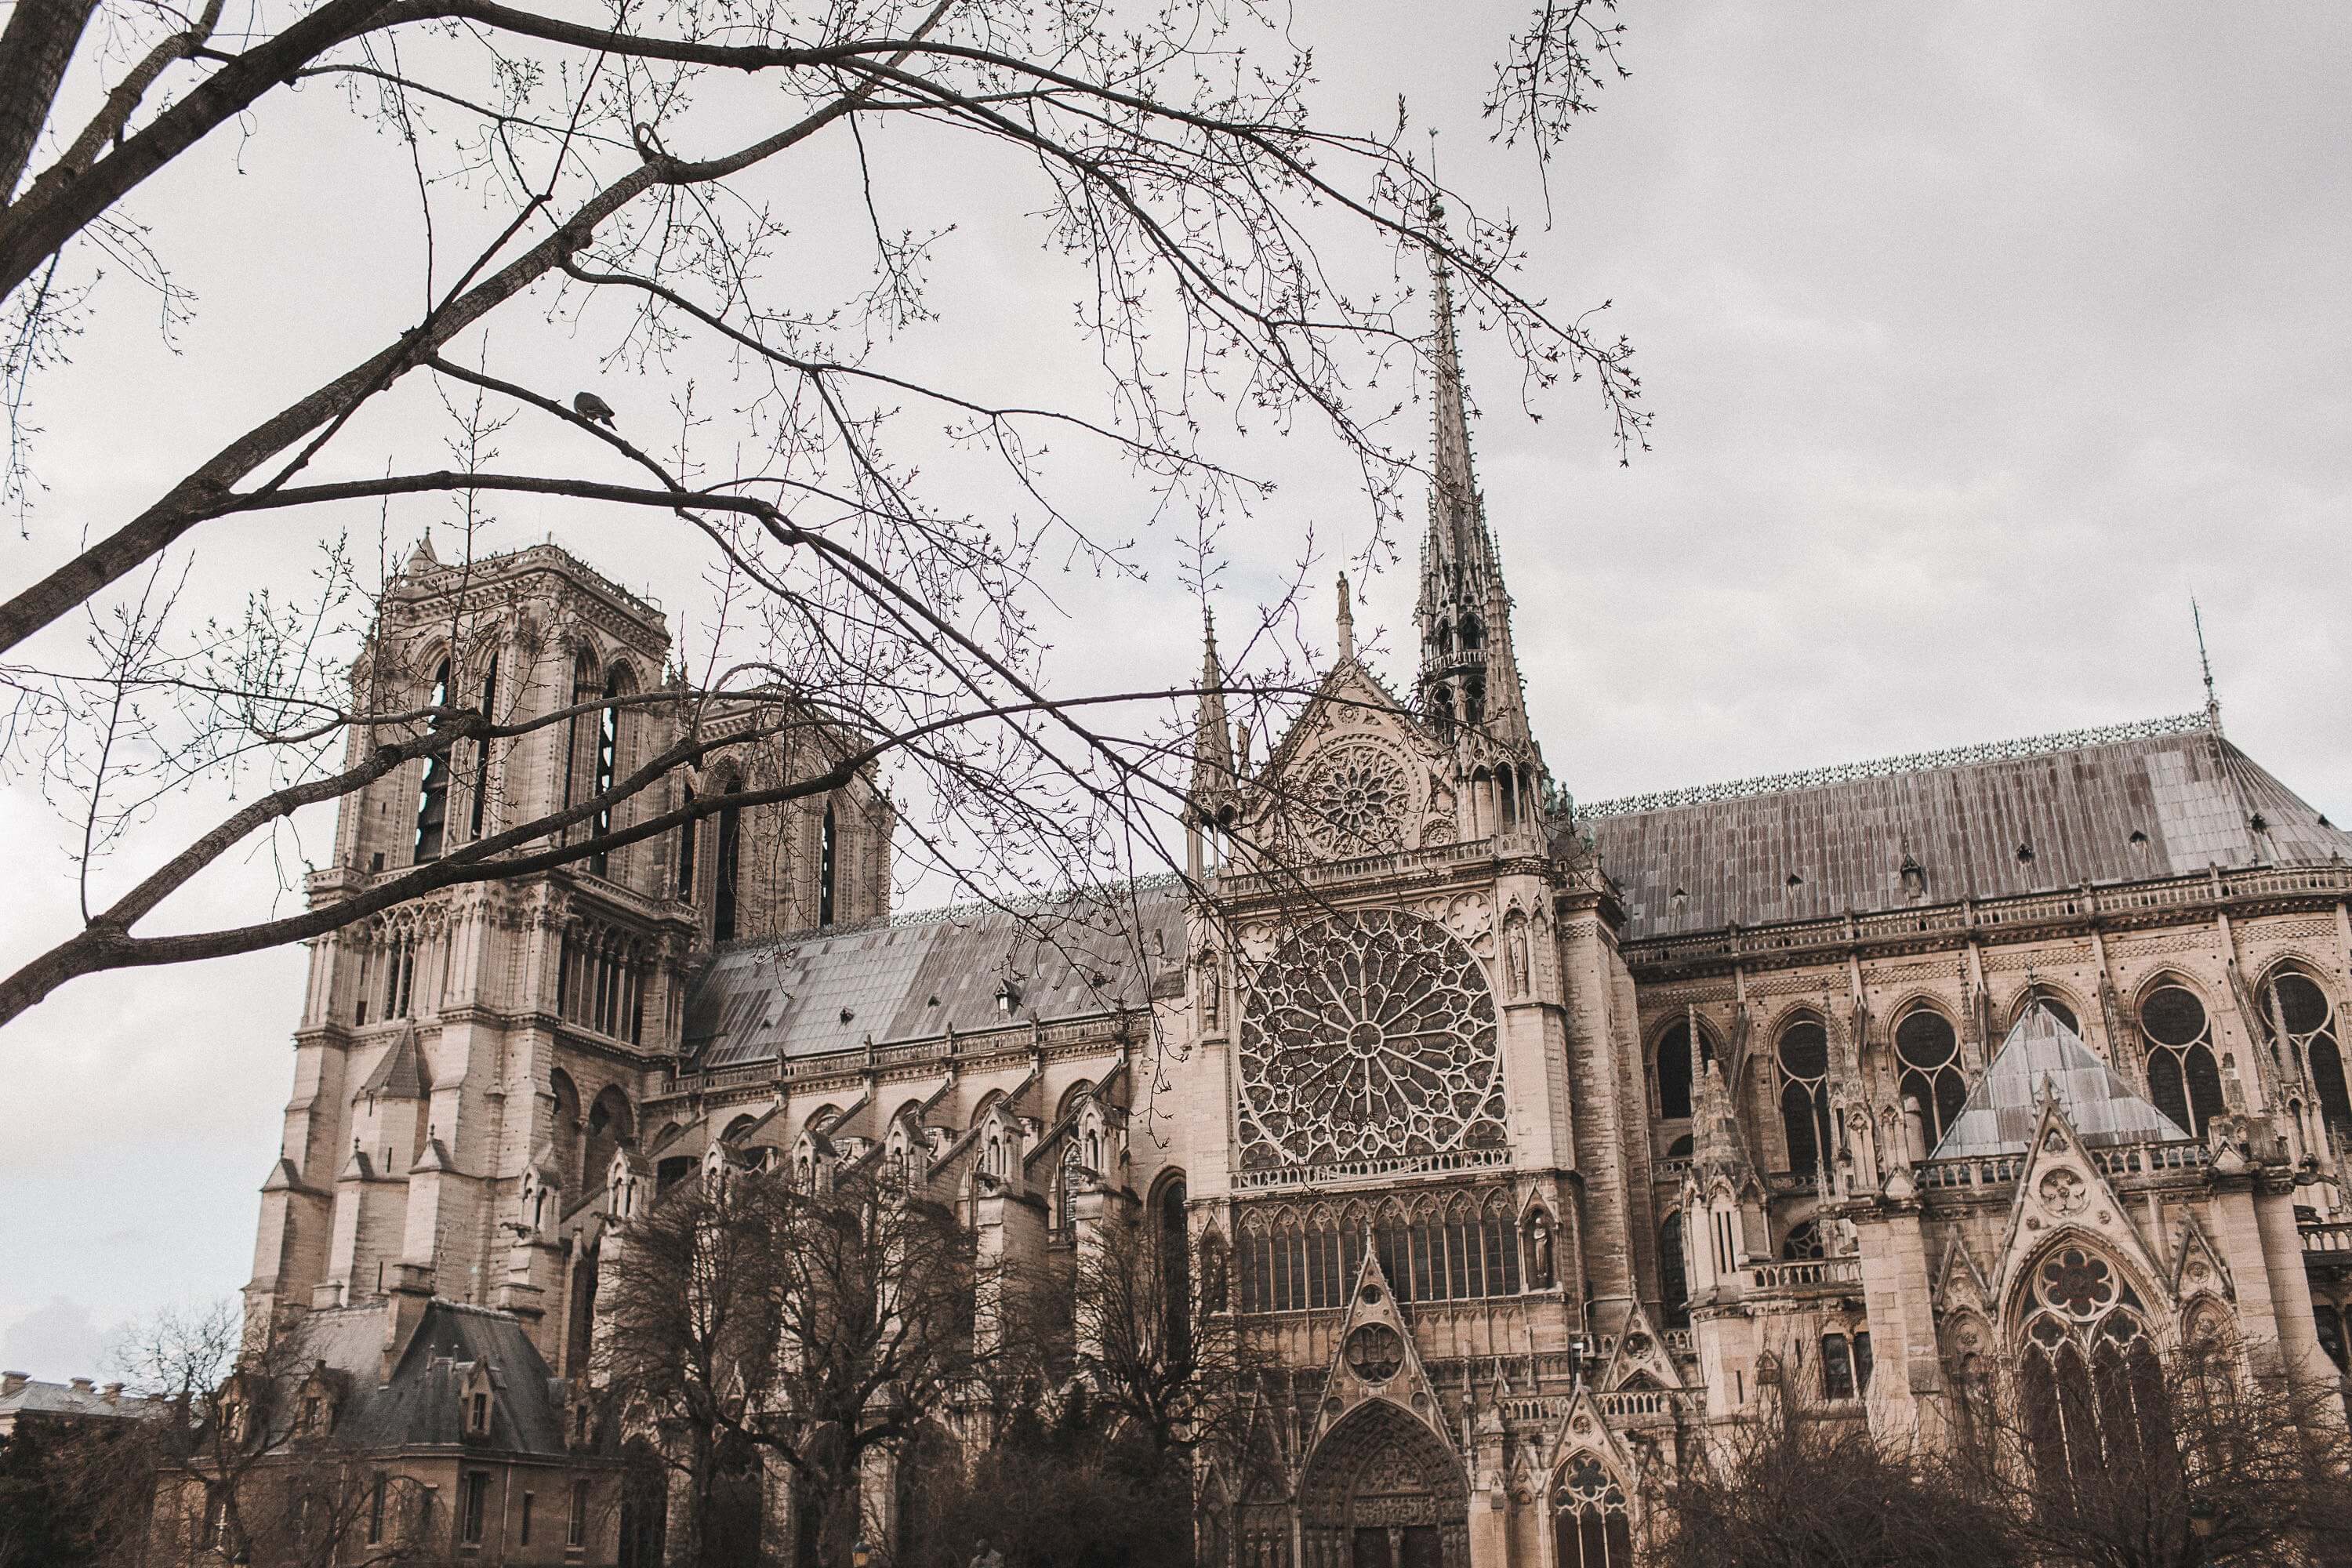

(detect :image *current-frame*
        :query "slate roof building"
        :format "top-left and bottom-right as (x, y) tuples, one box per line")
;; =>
(223, 265), (2352, 1567)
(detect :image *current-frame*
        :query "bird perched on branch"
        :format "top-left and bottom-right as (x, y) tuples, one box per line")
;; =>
(573, 391), (618, 428)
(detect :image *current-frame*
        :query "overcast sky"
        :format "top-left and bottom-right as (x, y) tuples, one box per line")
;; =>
(5, 2), (2347, 1378)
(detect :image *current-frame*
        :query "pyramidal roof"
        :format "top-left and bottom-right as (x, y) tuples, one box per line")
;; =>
(1927, 1007), (2190, 1160)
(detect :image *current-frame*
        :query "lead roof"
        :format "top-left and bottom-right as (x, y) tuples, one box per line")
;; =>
(1582, 721), (2349, 942)
(686, 880), (1185, 1070)
(677, 720), (2348, 1068)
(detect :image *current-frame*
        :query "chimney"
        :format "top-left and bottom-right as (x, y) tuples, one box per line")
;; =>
(102, 1383), (123, 1405)
(70, 1377), (94, 1393)
(1, 1372), (27, 1398)
(381, 1262), (436, 1384)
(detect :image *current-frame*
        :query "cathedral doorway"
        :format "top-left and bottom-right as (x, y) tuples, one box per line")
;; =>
(1298, 1399), (1468, 1568)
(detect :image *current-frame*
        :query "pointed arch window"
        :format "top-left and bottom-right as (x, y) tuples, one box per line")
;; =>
(468, 655), (499, 842)
(2016, 1246), (2172, 1498)
(1552, 1454), (1632, 1568)
(1658, 1211), (1689, 1329)
(589, 666), (630, 877)
(2020, 988), (2080, 1034)
(2140, 984), (2224, 1140)
(414, 661), (453, 862)
(713, 793), (742, 942)
(1895, 1007), (1966, 1148)
(1775, 1019), (1833, 1175)
(674, 783), (698, 902)
(2267, 971), (2349, 1136)
(563, 652), (597, 810)
(1656, 1018), (1712, 1122)
(818, 803), (838, 927)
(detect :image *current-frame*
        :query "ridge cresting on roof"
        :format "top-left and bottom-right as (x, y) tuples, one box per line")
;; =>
(1576, 712), (2212, 821)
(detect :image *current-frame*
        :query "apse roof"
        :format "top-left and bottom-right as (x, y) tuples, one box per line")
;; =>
(1579, 717), (2350, 941)
(684, 878), (1185, 1069)
(1926, 1007), (2190, 1161)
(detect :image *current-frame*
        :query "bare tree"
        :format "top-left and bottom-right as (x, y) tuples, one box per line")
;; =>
(0, 0), (1646, 1029)
(1944, 1338), (2352, 1568)
(1058, 1203), (1268, 1468)
(1647, 1382), (2016, 1568)
(593, 1163), (978, 1565)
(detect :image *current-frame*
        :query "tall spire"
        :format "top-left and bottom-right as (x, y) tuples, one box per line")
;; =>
(1414, 222), (1530, 750)
(1334, 571), (1356, 663)
(1189, 608), (1235, 804)
(1185, 609), (1236, 880)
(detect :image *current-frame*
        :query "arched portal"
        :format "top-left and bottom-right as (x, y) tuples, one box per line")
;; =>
(1298, 1399), (1468, 1568)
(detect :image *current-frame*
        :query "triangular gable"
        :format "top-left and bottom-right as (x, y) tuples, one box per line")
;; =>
(2169, 1214), (2236, 1304)
(1256, 658), (1426, 782)
(1991, 1095), (2169, 1319)
(1930, 1007), (2188, 1160)
(1307, 1247), (1455, 1458)
(1930, 1236), (1996, 1317)
(1541, 1381), (1642, 1487)
(1598, 1301), (1683, 1393)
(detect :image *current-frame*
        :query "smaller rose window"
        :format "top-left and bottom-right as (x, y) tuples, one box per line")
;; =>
(1345, 1323), (1405, 1383)
(1298, 742), (1412, 858)
(2037, 1247), (2118, 1319)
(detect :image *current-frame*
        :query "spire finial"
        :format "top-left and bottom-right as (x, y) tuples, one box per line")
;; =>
(1335, 571), (1355, 662)
(2192, 597), (2222, 734)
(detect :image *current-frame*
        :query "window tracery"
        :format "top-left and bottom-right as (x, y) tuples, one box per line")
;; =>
(1775, 1019), (1833, 1174)
(1236, 909), (1504, 1170)
(2267, 971), (2349, 1135)
(1894, 1007), (1966, 1147)
(2015, 1245), (2169, 1494)
(1552, 1454), (1632, 1568)
(2139, 983), (2224, 1139)
(1296, 742), (1412, 858)
(1235, 1189), (1520, 1312)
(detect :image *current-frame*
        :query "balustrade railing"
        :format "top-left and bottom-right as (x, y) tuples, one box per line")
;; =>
(1748, 1256), (1861, 1292)
(2303, 1222), (2352, 1255)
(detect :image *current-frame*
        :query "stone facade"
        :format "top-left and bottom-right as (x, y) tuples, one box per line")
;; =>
(234, 278), (2352, 1567)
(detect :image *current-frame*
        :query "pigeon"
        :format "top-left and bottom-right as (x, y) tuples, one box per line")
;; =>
(572, 391), (617, 428)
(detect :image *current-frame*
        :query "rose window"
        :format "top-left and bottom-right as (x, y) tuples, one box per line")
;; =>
(1298, 742), (1413, 858)
(1236, 909), (1506, 1169)
(1345, 1323), (1405, 1383)
(2037, 1247), (2119, 1319)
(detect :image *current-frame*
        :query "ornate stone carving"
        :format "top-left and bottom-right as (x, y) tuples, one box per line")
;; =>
(1236, 909), (1506, 1169)
(1297, 741), (1413, 858)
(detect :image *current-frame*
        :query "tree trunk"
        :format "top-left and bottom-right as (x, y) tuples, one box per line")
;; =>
(0, 0), (97, 201)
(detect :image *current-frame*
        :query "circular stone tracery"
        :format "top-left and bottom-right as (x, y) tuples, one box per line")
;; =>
(1237, 909), (1506, 1170)
(1298, 742), (1413, 858)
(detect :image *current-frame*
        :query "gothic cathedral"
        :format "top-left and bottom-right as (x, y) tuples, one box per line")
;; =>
(239, 266), (2352, 1568)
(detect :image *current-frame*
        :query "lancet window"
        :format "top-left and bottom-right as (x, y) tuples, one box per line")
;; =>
(2267, 971), (2350, 1135)
(2139, 982), (2224, 1140)
(1552, 1454), (1632, 1568)
(1658, 1211), (1689, 1329)
(414, 660), (453, 862)
(1894, 1007), (1966, 1147)
(1654, 1018), (1712, 1122)
(468, 655), (499, 842)
(1776, 1018), (1834, 1174)
(588, 665), (633, 878)
(1236, 1190), (1520, 1312)
(2015, 1246), (2169, 1494)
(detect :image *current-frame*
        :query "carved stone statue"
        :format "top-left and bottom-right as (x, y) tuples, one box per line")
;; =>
(1527, 1210), (1555, 1289)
